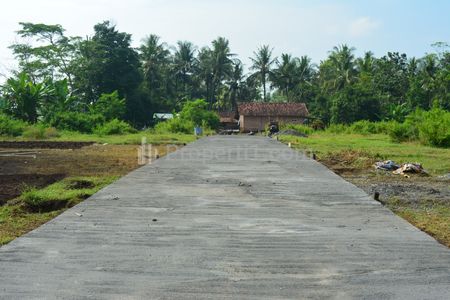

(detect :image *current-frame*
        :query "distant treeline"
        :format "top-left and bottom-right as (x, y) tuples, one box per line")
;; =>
(0, 21), (449, 127)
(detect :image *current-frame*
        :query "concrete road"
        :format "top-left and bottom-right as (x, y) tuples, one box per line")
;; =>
(1, 136), (449, 299)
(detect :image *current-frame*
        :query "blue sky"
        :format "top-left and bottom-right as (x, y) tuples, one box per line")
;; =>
(1, 0), (449, 78)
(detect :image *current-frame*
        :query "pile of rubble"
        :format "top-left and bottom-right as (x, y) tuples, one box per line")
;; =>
(374, 160), (429, 177)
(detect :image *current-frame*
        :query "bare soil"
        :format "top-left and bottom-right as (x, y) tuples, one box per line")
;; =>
(319, 155), (450, 207)
(0, 143), (143, 203)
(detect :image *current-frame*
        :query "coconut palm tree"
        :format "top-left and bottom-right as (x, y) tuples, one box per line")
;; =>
(173, 41), (197, 100)
(327, 44), (357, 90)
(250, 45), (277, 101)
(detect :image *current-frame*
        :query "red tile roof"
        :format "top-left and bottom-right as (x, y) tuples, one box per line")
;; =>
(238, 103), (309, 117)
(218, 111), (238, 123)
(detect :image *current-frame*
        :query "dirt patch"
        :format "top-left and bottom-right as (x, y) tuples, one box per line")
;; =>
(0, 141), (94, 149)
(0, 144), (141, 205)
(66, 179), (95, 190)
(345, 173), (450, 206)
(0, 144), (177, 206)
(318, 151), (450, 207)
(0, 174), (65, 204)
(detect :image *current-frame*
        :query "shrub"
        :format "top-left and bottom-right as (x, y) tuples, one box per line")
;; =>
(94, 119), (137, 135)
(417, 108), (450, 147)
(50, 112), (105, 133)
(280, 123), (314, 135)
(0, 114), (28, 136)
(324, 123), (348, 134)
(179, 99), (220, 129)
(91, 91), (126, 120)
(310, 119), (325, 130)
(347, 120), (377, 135)
(22, 125), (60, 139)
(387, 121), (413, 142)
(154, 118), (194, 134)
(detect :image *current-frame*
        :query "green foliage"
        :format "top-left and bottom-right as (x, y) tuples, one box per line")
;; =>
(387, 121), (414, 142)
(2, 22), (450, 132)
(417, 107), (450, 147)
(21, 176), (116, 211)
(1, 73), (51, 123)
(280, 123), (314, 135)
(50, 112), (105, 133)
(179, 99), (220, 129)
(91, 91), (126, 120)
(94, 119), (137, 135)
(154, 118), (195, 134)
(0, 114), (28, 136)
(22, 125), (60, 139)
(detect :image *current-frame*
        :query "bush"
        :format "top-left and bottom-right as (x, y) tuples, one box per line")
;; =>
(347, 120), (377, 135)
(280, 123), (314, 135)
(179, 99), (220, 129)
(0, 114), (28, 136)
(94, 119), (137, 135)
(417, 108), (450, 147)
(324, 123), (348, 134)
(91, 91), (126, 120)
(387, 121), (414, 142)
(50, 112), (105, 133)
(22, 125), (60, 139)
(154, 118), (194, 134)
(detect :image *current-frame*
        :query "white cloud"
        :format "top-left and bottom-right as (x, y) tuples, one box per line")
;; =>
(349, 17), (381, 38)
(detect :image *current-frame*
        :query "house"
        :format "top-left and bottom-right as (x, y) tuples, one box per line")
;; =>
(218, 111), (239, 130)
(238, 103), (309, 132)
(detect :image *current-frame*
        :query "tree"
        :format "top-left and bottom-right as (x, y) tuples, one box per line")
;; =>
(1, 73), (51, 123)
(250, 45), (277, 101)
(173, 41), (198, 102)
(91, 91), (126, 120)
(326, 44), (357, 90)
(71, 21), (142, 123)
(9, 22), (78, 86)
(210, 37), (235, 106)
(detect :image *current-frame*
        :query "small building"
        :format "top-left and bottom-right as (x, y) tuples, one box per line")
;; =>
(153, 113), (174, 121)
(238, 103), (309, 132)
(218, 111), (239, 130)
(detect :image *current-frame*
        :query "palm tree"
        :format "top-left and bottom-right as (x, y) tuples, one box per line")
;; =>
(211, 37), (234, 104)
(356, 51), (375, 73)
(250, 45), (277, 101)
(173, 41), (197, 100)
(139, 35), (170, 90)
(271, 53), (297, 98)
(327, 44), (357, 90)
(197, 37), (234, 108)
(227, 61), (245, 110)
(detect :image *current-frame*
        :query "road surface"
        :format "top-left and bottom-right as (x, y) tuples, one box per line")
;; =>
(1, 136), (449, 299)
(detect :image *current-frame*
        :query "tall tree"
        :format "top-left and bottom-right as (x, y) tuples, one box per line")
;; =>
(71, 21), (142, 122)
(250, 45), (277, 101)
(9, 22), (78, 86)
(139, 34), (171, 106)
(173, 41), (198, 102)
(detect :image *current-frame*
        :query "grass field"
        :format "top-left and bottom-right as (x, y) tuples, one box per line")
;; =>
(279, 133), (450, 174)
(280, 132), (450, 247)
(1, 130), (197, 145)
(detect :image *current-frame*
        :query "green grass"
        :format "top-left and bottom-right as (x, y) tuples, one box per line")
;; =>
(387, 201), (450, 247)
(1, 130), (197, 145)
(0, 205), (62, 245)
(21, 176), (118, 211)
(1, 176), (118, 245)
(279, 132), (450, 174)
